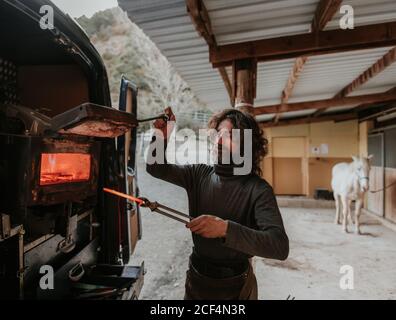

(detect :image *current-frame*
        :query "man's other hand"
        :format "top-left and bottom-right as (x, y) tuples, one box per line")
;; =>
(153, 106), (176, 140)
(187, 215), (228, 239)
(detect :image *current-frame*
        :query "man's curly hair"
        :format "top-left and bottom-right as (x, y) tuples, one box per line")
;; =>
(208, 109), (268, 176)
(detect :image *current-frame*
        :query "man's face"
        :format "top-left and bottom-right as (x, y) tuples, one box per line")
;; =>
(211, 117), (253, 175)
(216, 119), (235, 153)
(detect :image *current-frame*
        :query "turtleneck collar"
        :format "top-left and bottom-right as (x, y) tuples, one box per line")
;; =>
(214, 163), (249, 177)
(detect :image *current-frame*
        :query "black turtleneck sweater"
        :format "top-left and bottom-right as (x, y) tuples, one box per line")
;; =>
(146, 159), (289, 264)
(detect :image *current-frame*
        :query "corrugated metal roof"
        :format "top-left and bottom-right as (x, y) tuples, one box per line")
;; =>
(244, 47), (395, 118)
(118, 0), (396, 122)
(323, 105), (358, 114)
(291, 47), (394, 101)
(280, 109), (317, 119)
(256, 59), (297, 106)
(205, 0), (319, 45)
(256, 114), (277, 122)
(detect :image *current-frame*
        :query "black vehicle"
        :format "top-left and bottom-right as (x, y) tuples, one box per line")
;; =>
(0, 0), (144, 299)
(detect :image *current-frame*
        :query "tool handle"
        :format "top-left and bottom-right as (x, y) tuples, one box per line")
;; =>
(157, 203), (191, 220)
(103, 188), (190, 224)
(154, 208), (190, 224)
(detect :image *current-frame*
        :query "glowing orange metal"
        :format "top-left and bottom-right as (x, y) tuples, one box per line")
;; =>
(103, 188), (145, 205)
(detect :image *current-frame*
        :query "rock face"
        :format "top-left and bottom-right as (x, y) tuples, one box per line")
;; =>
(77, 7), (214, 131)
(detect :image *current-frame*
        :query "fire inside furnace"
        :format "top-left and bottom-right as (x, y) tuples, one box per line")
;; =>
(40, 153), (91, 186)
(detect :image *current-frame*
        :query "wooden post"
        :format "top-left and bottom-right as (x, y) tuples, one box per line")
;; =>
(233, 59), (257, 114)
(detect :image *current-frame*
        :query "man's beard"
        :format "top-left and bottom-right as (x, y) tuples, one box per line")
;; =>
(213, 143), (234, 165)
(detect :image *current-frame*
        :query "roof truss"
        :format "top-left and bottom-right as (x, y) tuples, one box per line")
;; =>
(312, 47), (396, 117)
(274, 56), (308, 123)
(254, 91), (396, 116)
(210, 22), (396, 67)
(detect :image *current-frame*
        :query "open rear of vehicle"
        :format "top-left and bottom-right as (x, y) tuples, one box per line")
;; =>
(0, 0), (144, 299)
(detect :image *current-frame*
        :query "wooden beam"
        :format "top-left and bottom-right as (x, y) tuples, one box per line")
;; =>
(281, 57), (308, 103)
(261, 112), (357, 128)
(336, 47), (396, 99)
(218, 67), (234, 105)
(311, 0), (343, 33)
(274, 57), (308, 123)
(186, 0), (216, 47)
(254, 92), (396, 116)
(312, 47), (396, 117)
(359, 106), (396, 122)
(351, 87), (396, 114)
(210, 22), (396, 67)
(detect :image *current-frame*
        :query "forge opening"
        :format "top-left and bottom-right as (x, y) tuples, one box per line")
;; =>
(39, 153), (91, 186)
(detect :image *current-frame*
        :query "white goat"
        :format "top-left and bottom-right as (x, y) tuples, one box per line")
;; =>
(331, 156), (373, 234)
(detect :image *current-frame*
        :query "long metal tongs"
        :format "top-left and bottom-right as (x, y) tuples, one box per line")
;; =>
(137, 113), (169, 123)
(103, 188), (191, 224)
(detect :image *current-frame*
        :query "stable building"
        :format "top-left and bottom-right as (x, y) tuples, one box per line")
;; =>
(118, 0), (396, 223)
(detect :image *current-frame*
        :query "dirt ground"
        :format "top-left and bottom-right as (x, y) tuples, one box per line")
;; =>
(130, 154), (396, 300)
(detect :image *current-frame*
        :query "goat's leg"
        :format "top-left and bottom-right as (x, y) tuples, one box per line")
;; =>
(334, 194), (341, 225)
(341, 196), (349, 233)
(355, 199), (363, 235)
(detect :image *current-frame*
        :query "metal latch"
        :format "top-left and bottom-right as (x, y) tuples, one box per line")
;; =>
(58, 205), (78, 253)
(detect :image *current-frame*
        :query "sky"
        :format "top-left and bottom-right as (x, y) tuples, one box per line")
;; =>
(51, 0), (118, 18)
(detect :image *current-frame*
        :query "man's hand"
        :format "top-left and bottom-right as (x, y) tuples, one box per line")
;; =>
(153, 107), (176, 140)
(187, 215), (228, 239)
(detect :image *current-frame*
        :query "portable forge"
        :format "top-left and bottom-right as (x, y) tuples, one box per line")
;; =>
(0, 0), (170, 300)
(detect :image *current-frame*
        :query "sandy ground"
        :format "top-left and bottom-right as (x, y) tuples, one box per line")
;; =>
(130, 148), (396, 300)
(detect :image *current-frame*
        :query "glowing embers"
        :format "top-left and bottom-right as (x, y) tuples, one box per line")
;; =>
(40, 153), (91, 186)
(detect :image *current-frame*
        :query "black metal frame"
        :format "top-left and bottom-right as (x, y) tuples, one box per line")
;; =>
(117, 76), (142, 262)
(0, 0), (144, 299)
